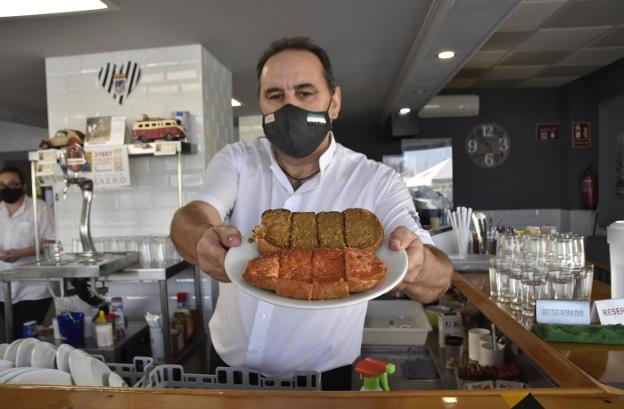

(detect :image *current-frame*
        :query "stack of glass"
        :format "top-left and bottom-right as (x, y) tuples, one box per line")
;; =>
(72, 236), (180, 265)
(488, 227), (594, 328)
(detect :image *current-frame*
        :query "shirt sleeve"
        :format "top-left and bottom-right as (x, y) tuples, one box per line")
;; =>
(194, 144), (240, 222)
(36, 200), (56, 241)
(372, 166), (434, 246)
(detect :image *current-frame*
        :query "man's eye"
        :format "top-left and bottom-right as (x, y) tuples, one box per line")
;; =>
(297, 91), (313, 98)
(267, 93), (282, 100)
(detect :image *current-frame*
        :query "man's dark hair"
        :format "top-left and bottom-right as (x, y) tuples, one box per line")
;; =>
(256, 36), (336, 94)
(0, 166), (25, 184)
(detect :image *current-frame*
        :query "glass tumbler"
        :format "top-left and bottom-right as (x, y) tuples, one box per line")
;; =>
(548, 270), (576, 300)
(573, 264), (594, 300)
(488, 258), (498, 301)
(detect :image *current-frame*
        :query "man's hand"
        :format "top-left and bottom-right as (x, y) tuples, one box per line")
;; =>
(195, 225), (242, 282)
(388, 226), (453, 303)
(0, 249), (25, 263)
(388, 227), (425, 290)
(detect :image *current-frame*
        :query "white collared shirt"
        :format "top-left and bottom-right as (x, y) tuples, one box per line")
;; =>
(0, 196), (55, 303)
(197, 135), (433, 377)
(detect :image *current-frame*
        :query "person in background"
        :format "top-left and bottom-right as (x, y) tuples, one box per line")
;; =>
(0, 166), (55, 340)
(171, 37), (453, 390)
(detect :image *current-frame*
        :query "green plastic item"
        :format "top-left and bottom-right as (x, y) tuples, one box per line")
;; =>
(361, 362), (396, 391)
(532, 323), (624, 345)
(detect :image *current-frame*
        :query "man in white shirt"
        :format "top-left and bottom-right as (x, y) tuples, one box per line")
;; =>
(171, 37), (453, 390)
(0, 167), (55, 340)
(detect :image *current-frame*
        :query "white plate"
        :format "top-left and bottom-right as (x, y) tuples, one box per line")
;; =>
(0, 343), (8, 360)
(3, 339), (24, 362)
(0, 360), (14, 369)
(6, 368), (72, 385)
(0, 367), (39, 383)
(107, 371), (127, 387)
(31, 342), (57, 369)
(56, 344), (75, 373)
(69, 349), (97, 386)
(90, 357), (111, 386)
(224, 237), (408, 310)
(15, 338), (39, 367)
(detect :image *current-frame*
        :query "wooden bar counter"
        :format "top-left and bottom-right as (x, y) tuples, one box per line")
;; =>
(0, 272), (623, 408)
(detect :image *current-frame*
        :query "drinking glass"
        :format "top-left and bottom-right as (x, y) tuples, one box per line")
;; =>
(520, 275), (547, 329)
(488, 258), (498, 301)
(573, 264), (594, 300)
(553, 236), (573, 268)
(150, 237), (166, 264)
(495, 265), (512, 310)
(139, 238), (151, 265)
(508, 265), (526, 320)
(569, 234), (585, 269)
(547, 269), (576, 300)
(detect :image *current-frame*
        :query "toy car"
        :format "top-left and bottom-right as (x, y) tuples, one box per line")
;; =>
(39, 129), (85, 149)
(131, 116), (186, 143)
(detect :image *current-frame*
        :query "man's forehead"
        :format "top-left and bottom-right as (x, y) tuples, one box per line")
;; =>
(260, 49), (325, 89)
(0, 173), (19, 181)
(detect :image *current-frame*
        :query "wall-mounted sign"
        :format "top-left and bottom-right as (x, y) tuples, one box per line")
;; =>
(97, 61), (141, 105)
(572, 122), (591, 148)
(591, 298), (624, 325)
(84, 145), (131, 189)
(536, 123), (559, 141)
(536, 299), (591, 325)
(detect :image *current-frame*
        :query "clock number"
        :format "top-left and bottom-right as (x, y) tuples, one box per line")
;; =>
(481, 125), (494, 138)
(467, 139), (478, 154)
(484, 153), (495, 167)
(499, 137), (509, 152)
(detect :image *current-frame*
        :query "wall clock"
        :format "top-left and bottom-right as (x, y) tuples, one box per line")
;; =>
(465, 123), (511, 168)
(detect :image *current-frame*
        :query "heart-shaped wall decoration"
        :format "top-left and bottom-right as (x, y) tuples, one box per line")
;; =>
(97, 61), (141, 105)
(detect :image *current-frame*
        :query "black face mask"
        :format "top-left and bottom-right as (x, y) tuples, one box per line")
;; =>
(262, 102), (332, 158)
(1, 187), (23, 204)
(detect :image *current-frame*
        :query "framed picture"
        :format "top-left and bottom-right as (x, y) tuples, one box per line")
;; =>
(85, 116), (127, 146)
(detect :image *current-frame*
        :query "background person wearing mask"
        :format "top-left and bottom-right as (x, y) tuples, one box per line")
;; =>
(171, 37), (453, 390)
(0, 166), (55, 340)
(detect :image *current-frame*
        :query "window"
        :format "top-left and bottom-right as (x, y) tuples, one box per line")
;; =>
(383, 138), (453, 227)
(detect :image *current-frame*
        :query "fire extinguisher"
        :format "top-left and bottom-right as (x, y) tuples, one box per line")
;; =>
(581, 167), (598, 209)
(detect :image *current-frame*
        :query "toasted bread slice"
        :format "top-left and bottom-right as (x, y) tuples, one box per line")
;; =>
(311, 248), (349, 300)
(291, 212), (319, 249)
(243, 254), (279, 291)
(345, 248), (386, 293)
(255, 209), (291, 254)
(275, 250), (313, 300)
(317, 211), (345, 248)
(344, 208), (384, 253)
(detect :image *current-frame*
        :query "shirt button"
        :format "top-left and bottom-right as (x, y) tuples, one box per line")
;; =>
(249, 348), (257, 354)
(259, 312), (267, 319)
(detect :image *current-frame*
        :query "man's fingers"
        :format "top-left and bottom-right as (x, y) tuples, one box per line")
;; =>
(388, 226), (416, 251)
(212, 225), (242, 248)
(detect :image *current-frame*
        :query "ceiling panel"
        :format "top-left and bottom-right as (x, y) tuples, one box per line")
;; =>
(500, 51), (570, 65)
(542, 0), (624, 28)
(464, 51), (509, 68)
(445, 78), (476, 89)
(498, 0), (567, 32)
(481, 31), (533, 51)
(485, 65), (547, 79)
(588, 26), (624, 47)
(556, 46), (624, 66)
(520, 76), (577, 87)
(536, 64), (602, 77)
(455, 68), (491, 79)
(516, 26), (613, 51)
(471, 79), (523, 88)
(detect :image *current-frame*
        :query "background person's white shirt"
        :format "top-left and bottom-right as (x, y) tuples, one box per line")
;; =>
(0, 196), (55, 303)
(196, 135), (433, 377)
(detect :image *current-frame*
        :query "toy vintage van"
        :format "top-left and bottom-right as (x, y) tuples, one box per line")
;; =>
(131, 117), (186, 143)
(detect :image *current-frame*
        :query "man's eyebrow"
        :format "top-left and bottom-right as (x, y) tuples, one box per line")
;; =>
(293, 83), (317, 91)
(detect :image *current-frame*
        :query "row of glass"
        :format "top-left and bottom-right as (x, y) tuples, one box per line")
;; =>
(496, 231), (585, 270)
(71, 236), (180, 264)
(490, 230), (593, 328)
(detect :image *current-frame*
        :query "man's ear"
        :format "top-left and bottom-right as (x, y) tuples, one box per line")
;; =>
(329, 86), (341, 121)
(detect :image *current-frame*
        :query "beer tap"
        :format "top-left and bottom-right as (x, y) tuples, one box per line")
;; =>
(58, 146), (97, 256)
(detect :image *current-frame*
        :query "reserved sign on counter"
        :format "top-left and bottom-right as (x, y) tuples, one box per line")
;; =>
(591, 298), (624, 325)
(535, 299), (591, 325)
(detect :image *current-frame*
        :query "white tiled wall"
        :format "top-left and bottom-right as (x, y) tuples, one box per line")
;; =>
(45, 44), (234, 330)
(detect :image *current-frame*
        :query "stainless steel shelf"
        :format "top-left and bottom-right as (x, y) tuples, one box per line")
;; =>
(104, 259), (193, 281)
(1, 252), (140, 280)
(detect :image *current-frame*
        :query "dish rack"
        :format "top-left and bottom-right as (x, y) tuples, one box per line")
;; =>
(93, 355), (154, 387)
(143, 364), (321, 390)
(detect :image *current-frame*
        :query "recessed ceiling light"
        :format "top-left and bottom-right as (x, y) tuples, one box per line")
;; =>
(0, 0), (108, 18)
(231, 98), (242, 107)
(399, 107), (411, 115)
(438, 50), (455, 60)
